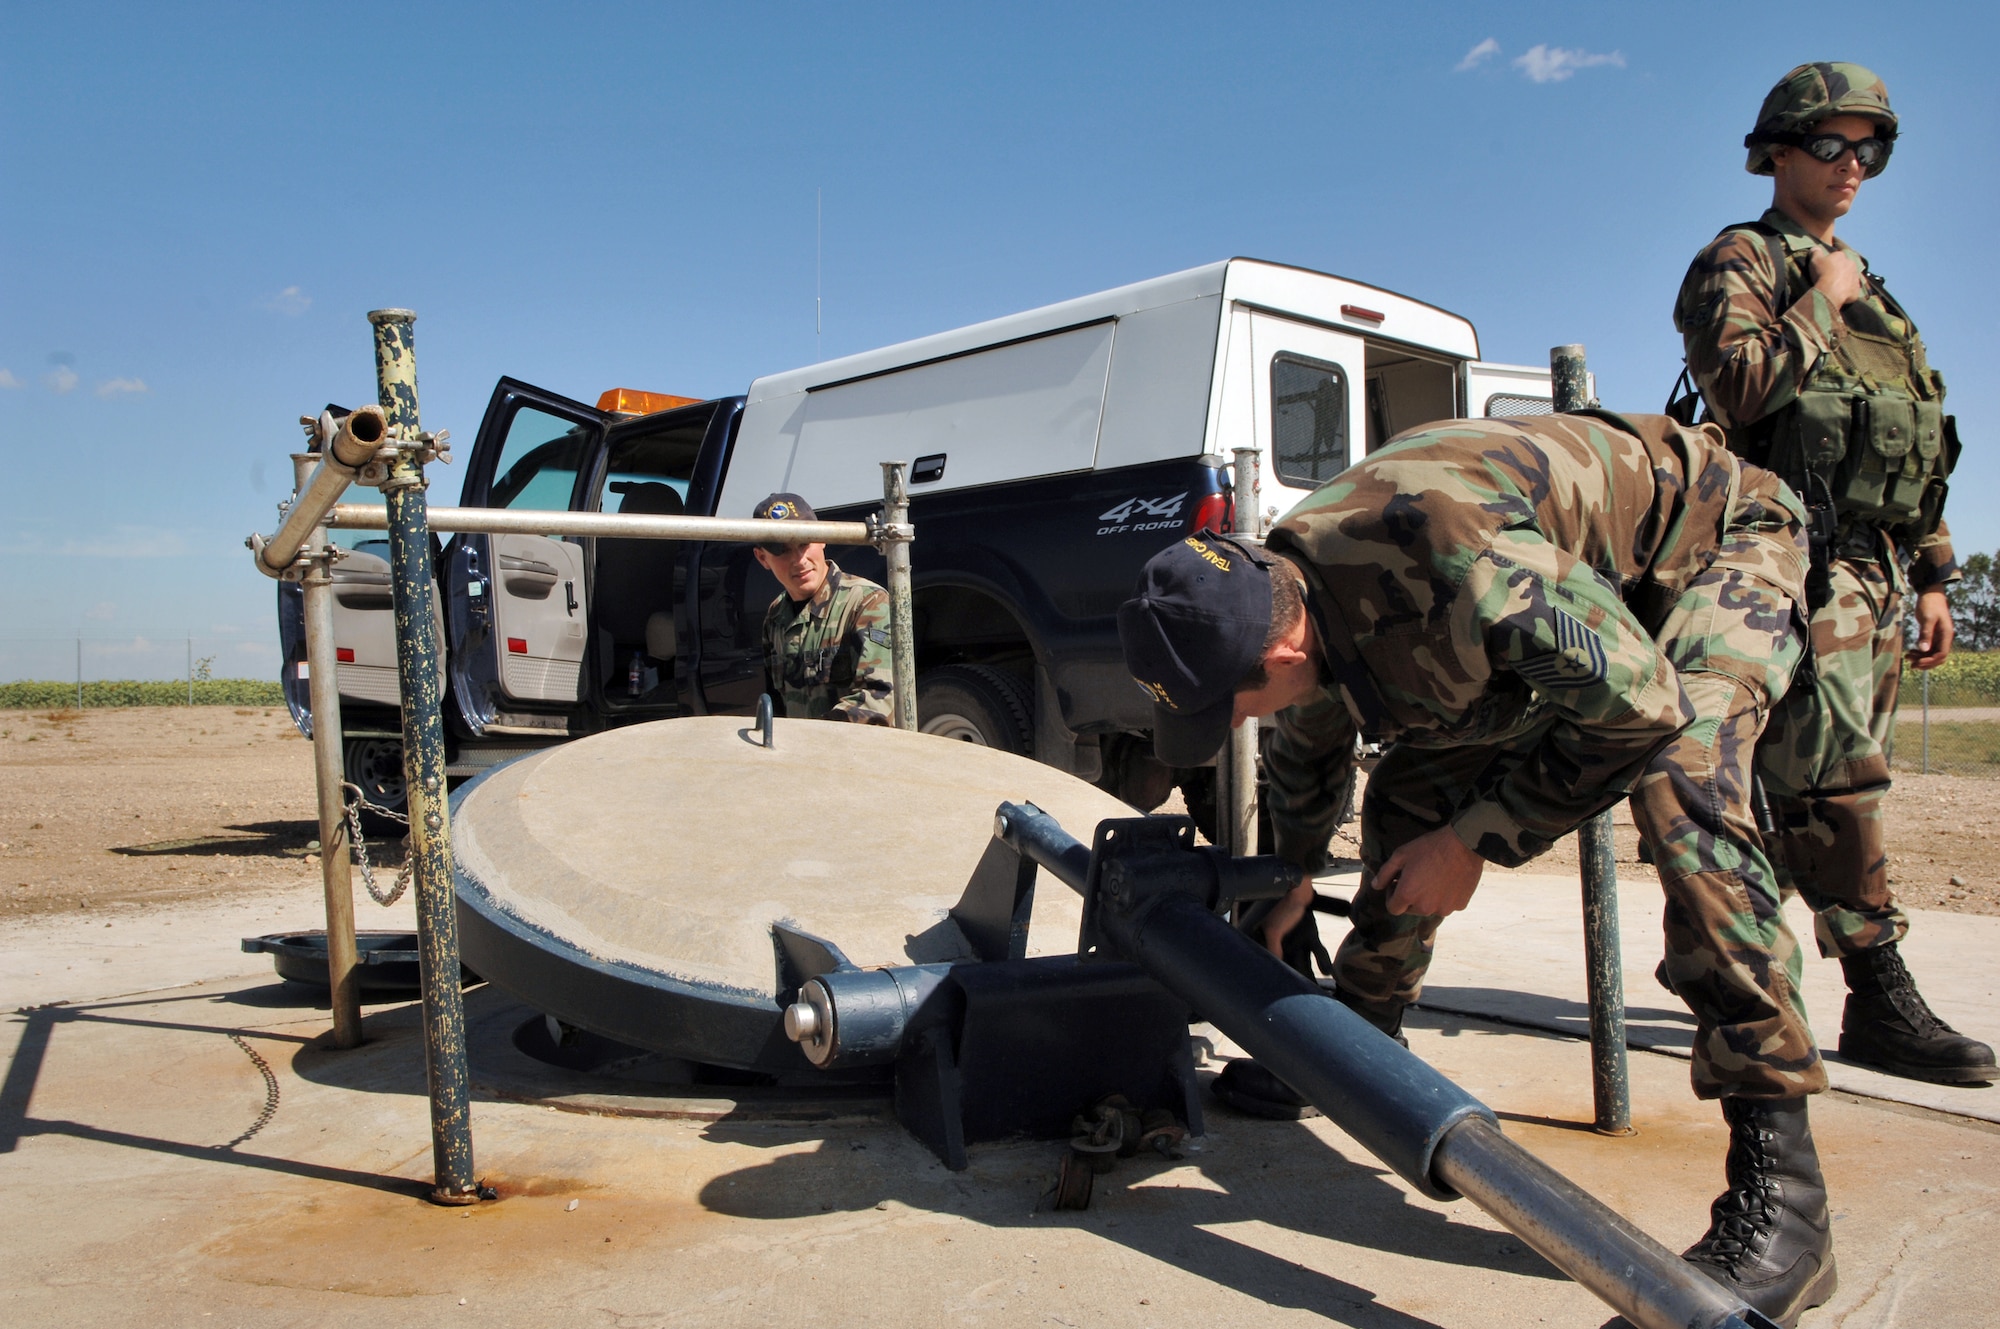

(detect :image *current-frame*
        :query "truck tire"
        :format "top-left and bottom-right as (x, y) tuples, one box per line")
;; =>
(916, 664), (1033, 756)
(344, 737), (407, 835)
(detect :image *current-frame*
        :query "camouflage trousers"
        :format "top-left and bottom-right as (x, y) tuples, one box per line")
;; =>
(1757, 548), (1910, 958)
(1332, 543), (1826, 1099)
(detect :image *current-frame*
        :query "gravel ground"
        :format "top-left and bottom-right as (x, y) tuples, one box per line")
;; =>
(1, 705), (1995, 924)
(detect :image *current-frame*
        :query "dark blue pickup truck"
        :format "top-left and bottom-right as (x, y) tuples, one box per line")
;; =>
(281, 258), (1552, 818)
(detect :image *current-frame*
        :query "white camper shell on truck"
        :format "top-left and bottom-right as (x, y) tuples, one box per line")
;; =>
(720, 258), (1554, 525)
(280, 258), (1556, 822)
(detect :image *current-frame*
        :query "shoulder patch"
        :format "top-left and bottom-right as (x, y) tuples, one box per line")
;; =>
(1512, 608), (1609, 690)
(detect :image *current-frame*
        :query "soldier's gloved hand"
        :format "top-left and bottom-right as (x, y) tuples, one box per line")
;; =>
(1909, 588), (1955, 670)
(1379, 827), (1486, 918)
(1808, 246), (1865, 309)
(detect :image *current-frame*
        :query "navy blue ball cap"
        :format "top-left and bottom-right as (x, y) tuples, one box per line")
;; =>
(753, 492), (817, 522)
(1116, 531), (1274, 767)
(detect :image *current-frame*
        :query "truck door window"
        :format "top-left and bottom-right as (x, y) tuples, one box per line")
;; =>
(490, 407), (590, 510)
(593, 418), (705, 512)
(1271, 354), (1349, 488)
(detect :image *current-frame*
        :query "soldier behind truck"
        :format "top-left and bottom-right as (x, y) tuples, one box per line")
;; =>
(752, 492), (895, 725)
(1672, 61), (1994, 1086)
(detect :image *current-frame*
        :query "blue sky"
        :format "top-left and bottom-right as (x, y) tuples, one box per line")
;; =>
(4, 3), (1996, 679)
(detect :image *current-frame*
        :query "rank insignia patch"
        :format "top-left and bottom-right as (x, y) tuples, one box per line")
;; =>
(1513, 607), (1608, 689)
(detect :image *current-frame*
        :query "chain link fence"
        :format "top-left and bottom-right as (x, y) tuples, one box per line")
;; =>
(0, 636), (282, 707)
(1893, 650), (2000, 779)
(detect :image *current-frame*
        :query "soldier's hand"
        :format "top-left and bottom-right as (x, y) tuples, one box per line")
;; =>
(1260, 874), (1318, 959)
(1808, 246), (1865, 309)
(1379, 826), (1486, 918)
(1909, 588), (1955, 669)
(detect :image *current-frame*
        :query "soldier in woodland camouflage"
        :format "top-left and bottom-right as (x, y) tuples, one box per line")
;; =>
(752, 493), (895, 725)
(1118, 411), (1836, 1326)
(1674, 62), (1994, 1093)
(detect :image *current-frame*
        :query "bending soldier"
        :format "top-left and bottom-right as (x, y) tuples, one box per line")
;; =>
(1673, 62), (1993, 1085)
(752, 492), (895, 725)
(1119, 412), (1836, 1326)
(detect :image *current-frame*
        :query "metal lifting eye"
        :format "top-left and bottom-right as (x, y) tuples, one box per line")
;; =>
(754, 693), (776, 749)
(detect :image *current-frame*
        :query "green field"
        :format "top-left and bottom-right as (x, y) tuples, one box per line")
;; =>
(0, 680), (286, 709)
(1893, 719), (2000, 773)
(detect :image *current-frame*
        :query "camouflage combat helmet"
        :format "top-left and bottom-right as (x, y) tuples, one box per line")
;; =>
(1744, 62), (1898, 177)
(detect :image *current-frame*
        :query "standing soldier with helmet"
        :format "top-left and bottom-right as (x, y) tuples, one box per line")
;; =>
(1673, 62), (1996, 1088)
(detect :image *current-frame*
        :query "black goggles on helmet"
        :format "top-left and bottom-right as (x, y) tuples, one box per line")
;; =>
(1758, 129), (1895, 174)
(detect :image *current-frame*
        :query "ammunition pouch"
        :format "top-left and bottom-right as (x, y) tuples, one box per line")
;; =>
(1762, 389), (1953, 534)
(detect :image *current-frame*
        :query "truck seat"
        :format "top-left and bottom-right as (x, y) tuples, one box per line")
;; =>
(594, 482), (684, 672)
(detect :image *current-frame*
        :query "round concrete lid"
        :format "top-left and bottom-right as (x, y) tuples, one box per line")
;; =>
(452, 716), (1136, 1003)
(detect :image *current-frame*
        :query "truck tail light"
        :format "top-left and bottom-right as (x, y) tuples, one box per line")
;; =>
(507, 637), (528, 655)
(1190, 492), (1230, 534)
(335, 647), (355, 663)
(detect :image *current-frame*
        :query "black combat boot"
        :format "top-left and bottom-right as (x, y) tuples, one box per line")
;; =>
(1838, 943), (1997, 1084)
(1684, 1097), (1836, 1328)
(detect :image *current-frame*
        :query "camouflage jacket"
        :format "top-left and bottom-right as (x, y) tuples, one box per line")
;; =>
(1263, 412), (1807, 873)
(1674, 206), (1957, 588)
(761, 563), (895, 724)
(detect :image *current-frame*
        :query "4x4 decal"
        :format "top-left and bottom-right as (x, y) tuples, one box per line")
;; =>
(1097, 493), (1186, 537)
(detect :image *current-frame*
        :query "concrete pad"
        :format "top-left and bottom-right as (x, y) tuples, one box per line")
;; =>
(4, 967), (1997, 1328)
(1311, 867), (2000, 1124)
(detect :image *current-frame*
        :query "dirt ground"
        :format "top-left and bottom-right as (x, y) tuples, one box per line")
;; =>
(1, 705), (1997, 924)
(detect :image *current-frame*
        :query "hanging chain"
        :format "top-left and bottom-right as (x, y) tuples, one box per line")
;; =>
(340, 781), (413, 906)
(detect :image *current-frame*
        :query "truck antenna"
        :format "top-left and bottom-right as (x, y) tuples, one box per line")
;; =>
(815, 187), (823, 359)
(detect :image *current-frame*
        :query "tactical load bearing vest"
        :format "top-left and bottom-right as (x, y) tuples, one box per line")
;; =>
(1724, 222), (1958, 535)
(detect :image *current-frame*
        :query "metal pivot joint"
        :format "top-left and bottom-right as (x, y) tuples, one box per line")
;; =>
(1551, 342), (1632, 1137)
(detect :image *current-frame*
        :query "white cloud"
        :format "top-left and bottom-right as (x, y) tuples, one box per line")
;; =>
(85, 601), (118, 621)
(262, 285), (311, 316)
(1513, 44), (1626, 84)
(1455, 38), (1501, 72)
(94, 376), (149, 398)
(44, 365), (79, 394)
(0, 369), (20, 389)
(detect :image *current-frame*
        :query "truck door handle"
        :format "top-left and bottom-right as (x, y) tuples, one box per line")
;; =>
(565, 580), (578, 615)
(912, 453), (946, 484)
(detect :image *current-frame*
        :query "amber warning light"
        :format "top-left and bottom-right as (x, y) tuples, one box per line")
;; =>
(597, 388), (703, 416)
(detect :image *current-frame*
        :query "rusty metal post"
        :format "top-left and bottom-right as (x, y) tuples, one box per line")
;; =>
(878, 461), (917, 732)
(294, 452), (362, 1048)
(370, 308), (482, 1204)
(1552, 343), (1631, 1136)
(1226, 446), (1266, 856)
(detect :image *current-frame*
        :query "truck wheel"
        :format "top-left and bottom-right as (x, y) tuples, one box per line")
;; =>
(916, 664), (1033, 755)
(343, 738), (407, 835)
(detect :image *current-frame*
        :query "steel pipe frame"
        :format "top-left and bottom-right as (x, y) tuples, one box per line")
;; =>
(370, 309), (482, 1207)
(254, 407), (388, 577)
(993, 802), (1771, 1329)
(290, 452), (363, 1049)
(1550, 343), (1633, 1136)
(330, 478), (920, 733)
(326, 503), (876, 547)
(1224, 447), (1265, 857)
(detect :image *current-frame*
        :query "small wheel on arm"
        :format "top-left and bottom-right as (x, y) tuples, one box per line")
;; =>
(916, 664), (1033, 756)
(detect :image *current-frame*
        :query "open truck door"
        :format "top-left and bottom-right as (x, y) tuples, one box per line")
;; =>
(446, 378), (607, 739)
